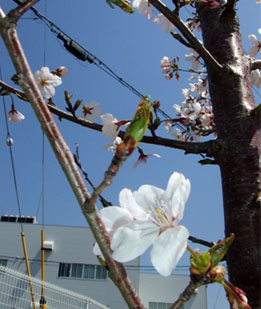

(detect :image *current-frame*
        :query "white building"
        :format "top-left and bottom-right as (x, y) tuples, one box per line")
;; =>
(0, 215), (207, 309)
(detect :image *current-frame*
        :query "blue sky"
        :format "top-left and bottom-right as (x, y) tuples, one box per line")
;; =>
(0, 1), (260, 308)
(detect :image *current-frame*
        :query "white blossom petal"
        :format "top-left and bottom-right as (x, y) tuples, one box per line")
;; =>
(248, 34), (258, 45)
(99, 206), (133, 232)
(119, 188), (148, 220)
(101, 113), (120, 140)
(248, 46), (259, 57)
(111, 220), (159, 262)
(154, 13), (175, 33)
(103, 136), (122, 152)
(93, 206), (134, 258)
(132, 0), (152, 20)
(151, 226), (189, 276)
(8, 110), (25, 123)
(81, 101), (102, 122)
(133, 185), (165, 211)
(164, 172), (190, 221)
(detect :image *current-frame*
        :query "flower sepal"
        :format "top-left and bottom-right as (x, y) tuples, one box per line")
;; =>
(189, 248), (211, 275)
(209, 233), (234, 268)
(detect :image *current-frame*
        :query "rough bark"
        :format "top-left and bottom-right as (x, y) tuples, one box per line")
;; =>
(197, 4), (261, 308)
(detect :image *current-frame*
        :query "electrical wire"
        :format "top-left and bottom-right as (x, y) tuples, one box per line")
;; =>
(12, 0), (176, 122)
(0, 67), (24, 233)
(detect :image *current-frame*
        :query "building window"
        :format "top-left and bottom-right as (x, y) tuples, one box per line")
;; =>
(0, 259), (8, 267)
(58, 263), (71, 277)
(83, 264), (95, 279)
(96, 265), (107, 279)
(58, 263), (107, 280)
(71, 263), (83, 278)
(149, 302), (183, 309)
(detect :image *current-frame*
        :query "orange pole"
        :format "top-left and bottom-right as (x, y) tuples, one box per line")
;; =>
(21, 232), (36, 309)
(40, 229), (47, 308)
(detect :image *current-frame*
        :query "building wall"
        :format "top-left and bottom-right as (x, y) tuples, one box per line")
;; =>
(138, 272), (207, 309)
(0, 220), (207, 309)
(0, 221), (139, 309)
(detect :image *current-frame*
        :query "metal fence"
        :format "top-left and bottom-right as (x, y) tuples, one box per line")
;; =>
(0, 266), (109, 309)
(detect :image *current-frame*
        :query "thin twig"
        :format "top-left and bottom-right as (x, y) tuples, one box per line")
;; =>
(188, 235), (214, 248)
(74, 143), (112, 207)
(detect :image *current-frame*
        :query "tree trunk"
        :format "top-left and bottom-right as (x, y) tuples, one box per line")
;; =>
(197, 5), (261, 308)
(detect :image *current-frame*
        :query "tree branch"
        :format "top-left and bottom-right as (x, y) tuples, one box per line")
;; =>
(0, 7), (144, 308)
(0, 79), (219, 157)
(170, 278), (203, 309)
(6, 0), (40, 22)
(149, 0), (223, 73)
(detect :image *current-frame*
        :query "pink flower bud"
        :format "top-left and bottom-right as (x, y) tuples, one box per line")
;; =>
(54, 66), (68, 77)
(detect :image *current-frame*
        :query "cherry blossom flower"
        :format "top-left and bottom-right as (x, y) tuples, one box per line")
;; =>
(132, 0), (152, 20)
(100, 113), (120, 140)
(103, 136), (123, 153)
(133, 147), (161, 168)
(34, 67), (62, 99)
(81, 101), (102, 122)
(174, 101), (202, 121)
(154, 14), (175, 33)
(8, 104), (25, 123)
(160, 56), (173, 79)
(185, 49), (201, 72)
(256, 0), (261, 4)
(109, 172), (190, 276)
(160, 56), (172, 73)
(94, 172), (190, 276)
(189, 77), (208, 97)
(250, 69), (261, 88)
(248, 30), (261, 57)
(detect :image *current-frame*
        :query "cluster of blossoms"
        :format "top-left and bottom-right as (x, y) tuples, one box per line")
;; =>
(160, 48), (201, 81)
(94, 171), (190, 276)
(132, 0), (222, 26)
(133, 0), (175, 33)
(163, 69), (215, 141)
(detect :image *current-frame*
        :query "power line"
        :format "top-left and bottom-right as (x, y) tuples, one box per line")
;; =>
(0, 66), (24, 233)
(12, 0), (175, 122)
